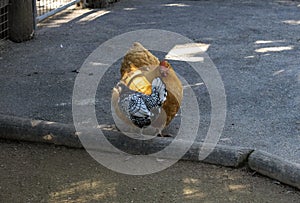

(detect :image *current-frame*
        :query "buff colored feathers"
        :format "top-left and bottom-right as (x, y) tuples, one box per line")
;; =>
(112, 42), (183, 135)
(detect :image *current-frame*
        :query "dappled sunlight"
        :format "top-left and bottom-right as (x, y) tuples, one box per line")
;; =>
(282, 20), (300, 25)
(123, 7), (137, 11)
(30, 120), (43, 127)
(182, 178), (206, 199)
(183, 177), (201, 184)
(180, 175), (251, 200)
(43, 134), (54, 141)
(38, 6), (110, 28)
(183, 82), (204, 88)
(255, 40), (285, 44)
(183, 188), (207, 199)
(97, 124), (119, 132)
(273, 69), (285, 76)
(55, 102), (70, 107)
(49, 180), (117, 202)
(76, 10), (110, 24)
(38, 15), (74, 28)
(38, 5), (78, 27)
(253, 39), (294, 54)
(255, 46), (294, 53)
(228, 184), (249, 191)
(90, 62), (109, 66)
(31, 120), (55, 127)
(166, 43), (210, 62)
(162, 3), (190, 7)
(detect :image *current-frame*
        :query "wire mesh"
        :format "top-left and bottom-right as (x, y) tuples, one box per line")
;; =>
(36, 0), (76, 17)
(0, 4), (9, 41)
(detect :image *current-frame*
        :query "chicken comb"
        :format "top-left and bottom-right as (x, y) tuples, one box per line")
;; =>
(159, 60), (168, 67)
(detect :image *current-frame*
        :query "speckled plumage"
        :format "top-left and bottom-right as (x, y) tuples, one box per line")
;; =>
(119, 43), (183, 127)
(119, 77), (167, 128)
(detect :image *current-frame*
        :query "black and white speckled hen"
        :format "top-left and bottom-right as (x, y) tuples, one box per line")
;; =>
(117, 77), (167, 129)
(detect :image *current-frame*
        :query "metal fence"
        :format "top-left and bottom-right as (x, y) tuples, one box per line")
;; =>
(36, 0), (80, 22)
(0, 0), (9, 41)
(0, 0), (117, 41)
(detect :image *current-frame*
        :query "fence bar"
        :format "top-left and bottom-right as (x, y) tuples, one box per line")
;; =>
(0, 1), (9, 40)
(36, 0), (80, 23)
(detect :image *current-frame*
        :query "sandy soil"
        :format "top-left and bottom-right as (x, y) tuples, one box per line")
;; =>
(0, 140), (299, 203)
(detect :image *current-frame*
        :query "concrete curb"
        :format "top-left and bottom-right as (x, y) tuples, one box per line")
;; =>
(248, 150), (300, 190)
(0, 114), (299, 190)
(0, 114), (81, 148)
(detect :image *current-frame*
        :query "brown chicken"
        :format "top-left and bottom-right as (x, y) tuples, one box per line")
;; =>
(112, 42), (183, 136)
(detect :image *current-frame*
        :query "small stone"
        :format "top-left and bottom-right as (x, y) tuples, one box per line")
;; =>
(43, 134), (53, 141)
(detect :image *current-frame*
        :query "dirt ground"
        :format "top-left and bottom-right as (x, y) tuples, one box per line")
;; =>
(0, 140), (299, 203)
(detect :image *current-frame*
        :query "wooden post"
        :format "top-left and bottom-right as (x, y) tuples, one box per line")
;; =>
(9, 0), (34, 42)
